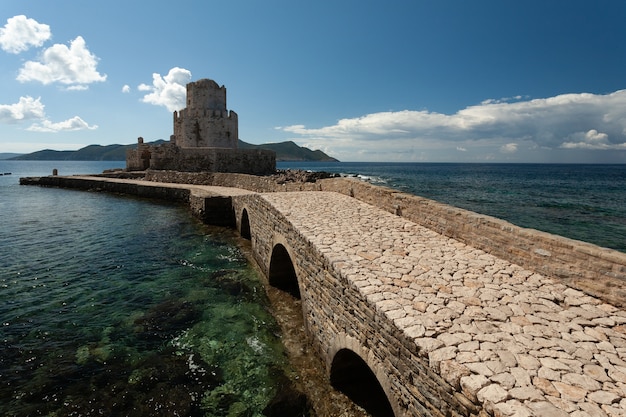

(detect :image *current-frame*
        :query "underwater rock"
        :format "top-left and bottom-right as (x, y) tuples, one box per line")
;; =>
(210, 269), (258, 299)
(133, 299), (201, 341)
(39, 348), (222, 417)
(203, 386), (242, 416)
(263, 372), (313, 417)
(210, 269), (239, 280)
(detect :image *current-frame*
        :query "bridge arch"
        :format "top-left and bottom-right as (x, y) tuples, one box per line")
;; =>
(329, 334), (399, 417)
(239, 207), (251, 240)
(268, 235), (301, 299)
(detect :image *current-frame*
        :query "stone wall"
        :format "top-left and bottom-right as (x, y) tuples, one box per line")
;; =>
(173, 78), (238, 149)
(129, 145), (276, 175)
(126, 78), (274, 174)
(143, 171), (323, 192)
(230, 194), (478, 417)
(125, 139), (151, 171)
(140, 171), (626, 307)
(20, 175), (191, 202)
(173, 109), (238, 149)
(317, 178), (626, 309)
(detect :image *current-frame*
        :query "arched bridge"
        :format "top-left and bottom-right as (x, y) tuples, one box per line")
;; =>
(231, 190), (626, 417)
(22, 175), (626, 417)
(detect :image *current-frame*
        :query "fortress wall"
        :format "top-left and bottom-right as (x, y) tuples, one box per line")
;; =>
(125, 148), (144, 171)
(186, 78), (227, 110)
(143, 171), (324, 192)
(146, 148), (275, 175)
(230, 194), (477, 417)
(176, 114), (238, 148)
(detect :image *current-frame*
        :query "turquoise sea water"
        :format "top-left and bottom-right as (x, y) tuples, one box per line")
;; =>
(279, 162), (626, 253)
(1, 161), (300, 417)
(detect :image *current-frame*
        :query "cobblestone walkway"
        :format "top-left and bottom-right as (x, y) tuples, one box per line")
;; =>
(262, 191), (626, 417)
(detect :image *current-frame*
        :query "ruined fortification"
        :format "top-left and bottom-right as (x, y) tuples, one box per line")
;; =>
(173, 79), (238, 149)
(126, 78), (275, 175)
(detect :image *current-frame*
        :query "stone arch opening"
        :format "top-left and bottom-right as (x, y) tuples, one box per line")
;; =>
(268, 244), (300, 299)
(330, 349), (395, 417)
(240, 208), (251, 240)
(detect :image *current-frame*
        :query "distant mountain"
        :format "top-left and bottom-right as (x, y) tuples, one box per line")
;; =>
(238, 140), (338, 162)
(9, 139), (338, 162)
(8, 142), (145, 161)
(0, 153), (23, 160)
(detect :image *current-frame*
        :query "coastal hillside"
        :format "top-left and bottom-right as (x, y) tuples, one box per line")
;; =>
(237, 140), (338, 162)
(10, 143), (135, 161)
(9, 140), (338, 162)
(0, 153), (23, 160)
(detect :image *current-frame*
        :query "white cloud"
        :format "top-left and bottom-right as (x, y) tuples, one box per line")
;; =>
(139, 67), (191, 112)
(500, 143), (518, 153)
(16, 36), (106, 88)
(66, 84), (89, 91)
(481, 95), (527, 105)
(0, 15), (51, 54)
(0, 96), (46, 123)
(27, 116), (98, 132)
(0, 96), (96, 133)
(122, 84), (130, 93)
(278, 89), (626, 161)
(560, 129), (626, 150)
(585, 129), (608, 142)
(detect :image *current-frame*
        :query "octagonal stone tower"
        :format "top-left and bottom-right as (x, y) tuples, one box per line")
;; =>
(172, 79), (238, 149)
(127, 77), (275, 175)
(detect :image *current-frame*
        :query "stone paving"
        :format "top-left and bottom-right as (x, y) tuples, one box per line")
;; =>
(39, 177), (626, 415)
(262, 191), (626, 417)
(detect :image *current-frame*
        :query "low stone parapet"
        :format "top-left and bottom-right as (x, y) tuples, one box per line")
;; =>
(316, 177), (626, 309)
(118, 170), (626, 308)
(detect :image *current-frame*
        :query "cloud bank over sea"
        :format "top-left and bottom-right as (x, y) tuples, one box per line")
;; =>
(279, 90), (626, 162)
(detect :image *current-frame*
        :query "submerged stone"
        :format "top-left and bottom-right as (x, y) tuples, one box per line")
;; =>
(262, 371), (313, 417)
(211, 269), (257, 298)
(133, 299), (201, 341)
(46, 347), (222, 417)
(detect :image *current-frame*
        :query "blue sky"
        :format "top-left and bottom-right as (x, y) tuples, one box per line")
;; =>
(1, 0), (625, 162)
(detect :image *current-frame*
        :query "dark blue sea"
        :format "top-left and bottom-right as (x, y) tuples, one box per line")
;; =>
(1, 160), (625, 416)
(279, 161), (626, 253)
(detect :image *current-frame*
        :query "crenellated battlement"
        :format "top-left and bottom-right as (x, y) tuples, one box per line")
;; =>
(127, 78), (274, 174)
(185, 78), (227, 111)
(173, 78), (238, 149)
(174, 108), (238, 120)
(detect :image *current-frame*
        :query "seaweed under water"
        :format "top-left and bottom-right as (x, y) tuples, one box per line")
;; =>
(0, 187), (312, 417)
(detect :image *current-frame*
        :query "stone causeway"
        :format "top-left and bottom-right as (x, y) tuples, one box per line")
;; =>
(21, 174), (626, 416)
(262, 190), (626, 417)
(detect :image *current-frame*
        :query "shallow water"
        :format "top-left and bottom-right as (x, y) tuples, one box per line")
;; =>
(0, 161), (308, 416)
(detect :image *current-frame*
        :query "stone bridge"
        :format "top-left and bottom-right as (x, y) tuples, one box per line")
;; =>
(21, 174), (626, 417)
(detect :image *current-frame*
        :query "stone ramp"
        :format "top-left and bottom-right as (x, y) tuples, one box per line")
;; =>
(262, 191), (626, 417)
